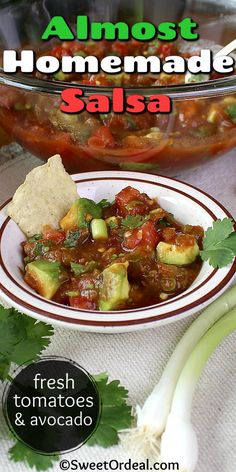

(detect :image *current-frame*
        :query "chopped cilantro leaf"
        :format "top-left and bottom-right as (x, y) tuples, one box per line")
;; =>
(121, 215), (149, 229)
(226, 104), (236, 123)
(203, 218), (234, 247)
(34, 242), (50, 256)
(200, 218), (236, 268)
(87, 372), (133, 448)
(64, 230), (81, 248)
(71, 261), (97, 276)
(157, 217), (172, 228)
(9, 440), (59, 471)
(0, 306), (53, 379)
(98, 199), (110, 209)
(28, 234), (42, 242)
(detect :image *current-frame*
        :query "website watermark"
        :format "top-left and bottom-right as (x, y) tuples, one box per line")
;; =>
(59, 458), (179, 471)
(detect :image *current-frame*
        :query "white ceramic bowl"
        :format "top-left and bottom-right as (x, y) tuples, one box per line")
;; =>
(0, 171), (235, 333)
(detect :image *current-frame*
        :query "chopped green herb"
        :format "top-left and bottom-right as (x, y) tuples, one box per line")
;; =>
(119, 162), (160, 171)
(200, 218), (236, 268)
(71, 260), (97, 276)
(157, 218), (172, 228)
(189, 126), (213, 138)
(121, 215), (149, 229)
(64, 230), (81, 248)
(87, 372), (133, 448)
(65, 291), (80, 297)
(85, 283), (95, 290)
(106, 217), (119, 229)
(98, 199), (110, 209)
(0, 306), (53, 380)
(9, 440), (59, 471)
(33, 242), (50, 256)
(28, 234), (42, 242)
(109, 221), (118, 229)
(226, 104), (236, 123)
(100, 113), (109, 121)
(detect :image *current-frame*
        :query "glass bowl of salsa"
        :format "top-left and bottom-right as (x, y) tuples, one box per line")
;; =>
(0, 0), (236, 175)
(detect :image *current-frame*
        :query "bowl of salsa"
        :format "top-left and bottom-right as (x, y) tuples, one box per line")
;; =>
(0, 170), (235, 332)
(0, 0), (236, 174)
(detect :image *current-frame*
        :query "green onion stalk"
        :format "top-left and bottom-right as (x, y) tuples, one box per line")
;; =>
(160, 307), (236, 471)
(123, 285), (236, 458)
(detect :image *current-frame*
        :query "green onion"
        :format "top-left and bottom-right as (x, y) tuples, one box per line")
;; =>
(65, 291), (80, 297)
(124, 285), (236, 458)
(160, 307), (236, 471)
(91, 219), (108, 240)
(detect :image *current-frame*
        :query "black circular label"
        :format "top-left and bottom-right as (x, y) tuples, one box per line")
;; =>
(3, 357), (101, 454)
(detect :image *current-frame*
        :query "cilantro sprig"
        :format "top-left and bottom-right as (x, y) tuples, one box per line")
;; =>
(87, 373), (133, 448)
(63, 229), (81, 248)
(201, 218), (236, 268)
(0, 306), (133, 470)
(121, 214), (149, 229)
(9, 441), (59, 471)
(71, 261), (97, 276)
(98, 199), (110, 209)
(0, 306), (53, 380)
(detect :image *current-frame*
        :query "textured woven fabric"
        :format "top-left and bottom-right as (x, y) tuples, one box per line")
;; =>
(0, 145), (235, 472)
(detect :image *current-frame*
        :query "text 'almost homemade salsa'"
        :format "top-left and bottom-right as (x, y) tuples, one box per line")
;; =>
(1, 39), (236, 173)
(22, 186), (204, 311)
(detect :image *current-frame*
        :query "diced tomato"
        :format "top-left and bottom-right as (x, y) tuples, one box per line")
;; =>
(69, 296), (96, 310)
(162, 227), (176, 243)
(50, 45), (71, 58)
(42, 226), (66, 244)
(123, 221), (159, 251)
(157, 43), (177, 58)
(88, 126), (115, 148)
(113, 42), (129, 56)
(123, 228), (143, 250)
(115, 186), (153, 216)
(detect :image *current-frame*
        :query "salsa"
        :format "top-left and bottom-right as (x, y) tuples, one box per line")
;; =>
(1, 39), (236, 174)
(22, 186), (204, 311)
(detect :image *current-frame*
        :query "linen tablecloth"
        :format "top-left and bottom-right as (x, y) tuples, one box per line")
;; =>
(0, 145), (235, 472)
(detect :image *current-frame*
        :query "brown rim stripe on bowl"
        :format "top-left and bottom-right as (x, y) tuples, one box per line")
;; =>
(0, 265), (235, 327)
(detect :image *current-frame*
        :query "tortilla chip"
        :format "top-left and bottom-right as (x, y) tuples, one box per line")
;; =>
(7, 155), (78, 237)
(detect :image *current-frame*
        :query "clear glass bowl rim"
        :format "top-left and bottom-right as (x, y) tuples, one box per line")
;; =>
(1, 69), (236, 99)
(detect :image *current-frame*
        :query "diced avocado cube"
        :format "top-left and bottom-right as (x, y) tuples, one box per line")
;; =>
(25, 261), (65, 299)
(60, 198), (102, 231)
(99, 262), (130, 311)
(156, 240), (199, 266)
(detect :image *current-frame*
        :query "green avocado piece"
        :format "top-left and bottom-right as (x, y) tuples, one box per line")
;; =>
(60, 198), (102, 231)
(25, 261), (65, 299)
(99, 262), (130, 311)
(156, 241), (199, 266)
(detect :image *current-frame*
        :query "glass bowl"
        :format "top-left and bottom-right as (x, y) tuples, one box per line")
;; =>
(0, 0), (236, 175)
